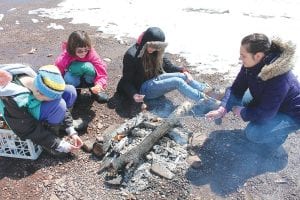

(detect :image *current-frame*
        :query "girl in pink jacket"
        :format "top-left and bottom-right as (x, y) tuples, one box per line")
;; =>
(55, 30), (109, 103)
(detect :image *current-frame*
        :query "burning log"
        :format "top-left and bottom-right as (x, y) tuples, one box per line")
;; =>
(98, 101), (193, 173)
(93, 112), (145, 157)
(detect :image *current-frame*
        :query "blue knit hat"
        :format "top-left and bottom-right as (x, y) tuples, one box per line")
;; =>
(34, 65), (65, 99)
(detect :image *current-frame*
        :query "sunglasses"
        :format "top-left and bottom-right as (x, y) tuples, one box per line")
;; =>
(76, 48), (90, 54)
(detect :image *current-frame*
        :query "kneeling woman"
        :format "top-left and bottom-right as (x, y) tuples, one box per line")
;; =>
(206, 33), (300, 152)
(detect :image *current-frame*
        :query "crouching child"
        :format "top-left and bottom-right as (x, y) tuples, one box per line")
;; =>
(0, 64), (85, 158)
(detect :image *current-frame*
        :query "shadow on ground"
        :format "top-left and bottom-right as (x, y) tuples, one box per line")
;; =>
(107, 92), (142, 118)
(73, 90), (96, 127)
(186, 129), (288, 196)
(0, 153), (75, 180)
(145, 96), (176, 117)
(108, 93), (176, 118)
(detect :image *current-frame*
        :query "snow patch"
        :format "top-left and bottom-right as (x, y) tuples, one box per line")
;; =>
(29, 0), (300, 79)
(47, 23), (64, 30)
(31, 18), (39, 23)
(8, 8), (16, 12)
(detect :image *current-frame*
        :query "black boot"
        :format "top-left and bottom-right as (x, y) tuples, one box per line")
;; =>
(76, 88), (82, 96)
(94, 92), (109, 103)
(89, 88), (109, 103)
(73, 118), (88, 131)
(44, 123), (62, 136)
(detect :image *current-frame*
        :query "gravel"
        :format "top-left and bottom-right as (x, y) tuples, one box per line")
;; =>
(0, 1), (299, 199)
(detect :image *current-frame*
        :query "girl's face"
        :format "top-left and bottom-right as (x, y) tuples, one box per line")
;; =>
(75, 47), (90, 58)
(239, 45), (263, 68)
(147, 46), (157, 54)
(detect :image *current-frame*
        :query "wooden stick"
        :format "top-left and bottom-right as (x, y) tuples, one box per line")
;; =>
(93, 112), (145, 157)
(108, 101), (193, 171)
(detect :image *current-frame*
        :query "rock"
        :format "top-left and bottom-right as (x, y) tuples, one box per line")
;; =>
(103, 58), (111, 63)
(50, 193), (60, 200)
(81, 140), (94, 153)
(151, 163), (175, 180)
(190, 132), (208, 146)
(92, 141), (104, 157)
(97, 122), (104, 129)
(186, 155), (202, 169)
(105, 175), (123, 186)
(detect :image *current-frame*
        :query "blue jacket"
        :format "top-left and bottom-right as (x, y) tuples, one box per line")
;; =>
(0, 64), (64, 150)
(221, 39), (300, 123)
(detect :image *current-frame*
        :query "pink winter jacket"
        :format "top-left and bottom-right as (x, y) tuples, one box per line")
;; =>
(55, 42), (108, 89)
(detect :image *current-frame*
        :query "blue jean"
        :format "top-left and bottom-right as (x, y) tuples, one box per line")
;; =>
(140, 72), (207, 101)
(245, 113), (300, 149)
(64, 71), (94, 88)
(232, 90), (300, 148)
(39, 85), (77, 124)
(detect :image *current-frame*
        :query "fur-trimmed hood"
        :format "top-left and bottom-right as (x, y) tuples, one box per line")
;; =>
(137, 41), (168, 58)
(139, 27), (165, 47)
(259, 38), (296, 81)
(136, 27), (166, 58)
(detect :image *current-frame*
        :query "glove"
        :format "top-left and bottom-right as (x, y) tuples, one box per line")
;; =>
(56, 140), (72, 153)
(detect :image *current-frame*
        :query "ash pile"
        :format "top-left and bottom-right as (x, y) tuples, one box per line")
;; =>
(93, 102), (195, 194)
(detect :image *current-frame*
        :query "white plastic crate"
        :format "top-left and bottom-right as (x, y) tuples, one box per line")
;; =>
(0, 128), (43, 160)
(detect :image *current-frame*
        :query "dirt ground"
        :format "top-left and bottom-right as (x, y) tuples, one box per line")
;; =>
(0, 1), (299, 200)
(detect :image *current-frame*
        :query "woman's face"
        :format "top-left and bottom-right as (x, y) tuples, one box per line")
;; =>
(75, 47), (90, 58)
(239, 45), (263, 68)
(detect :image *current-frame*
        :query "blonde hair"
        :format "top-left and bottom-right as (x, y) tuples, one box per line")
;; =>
(139, 41), (168, 79)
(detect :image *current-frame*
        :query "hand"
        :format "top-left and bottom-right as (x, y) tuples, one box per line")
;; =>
(90, 84), (103, 94)
(0, 69), (12, 86)
(133, 93), (145, 103)
(70, 134), (83, 150)
(205, 106), (226, 120)
(141, 103), (147, 111)
(232, 106), (243, 118)
(183, 71), (193, 83)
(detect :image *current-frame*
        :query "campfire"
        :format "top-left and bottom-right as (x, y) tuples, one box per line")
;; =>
(92, 102), (194, 192)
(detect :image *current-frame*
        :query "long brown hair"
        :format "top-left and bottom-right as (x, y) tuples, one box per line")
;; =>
(140, 41), (167, 79)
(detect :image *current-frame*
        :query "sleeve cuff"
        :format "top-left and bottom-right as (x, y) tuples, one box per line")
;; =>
(65, 126), (78, 136)
(181, 68), (189, 73)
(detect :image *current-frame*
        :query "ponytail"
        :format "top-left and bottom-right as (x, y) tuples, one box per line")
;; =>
(269, 42), (282, 54)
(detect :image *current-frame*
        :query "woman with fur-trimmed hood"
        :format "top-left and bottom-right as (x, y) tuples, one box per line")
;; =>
(117, 27), (217, 105)
(206, 33), (300, 152)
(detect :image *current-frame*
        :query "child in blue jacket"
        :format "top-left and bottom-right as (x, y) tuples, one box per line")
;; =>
(0, 64), (84, 157)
